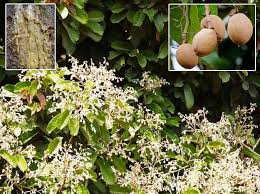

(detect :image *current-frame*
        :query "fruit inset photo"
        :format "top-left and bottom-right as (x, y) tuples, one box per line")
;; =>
(5, 3), (56, 70)
(169, 4), (256, 71)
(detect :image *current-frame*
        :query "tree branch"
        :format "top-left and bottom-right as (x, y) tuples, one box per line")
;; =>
(205, 5), (212, 29)
(182, 5), (189, 43)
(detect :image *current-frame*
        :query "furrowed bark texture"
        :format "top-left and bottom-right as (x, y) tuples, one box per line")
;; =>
(6, 4), (55, 69)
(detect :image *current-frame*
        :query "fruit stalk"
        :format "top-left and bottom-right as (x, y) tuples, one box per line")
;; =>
(205, 5), (212, 29)
(182, 5), (189, 43)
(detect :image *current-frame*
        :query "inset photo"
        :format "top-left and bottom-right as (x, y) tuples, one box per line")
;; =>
(5, 3), (56, 70)
(168, 4), (256, 71)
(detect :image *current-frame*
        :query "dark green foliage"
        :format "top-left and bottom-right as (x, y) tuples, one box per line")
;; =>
(0, 0), (260, 119)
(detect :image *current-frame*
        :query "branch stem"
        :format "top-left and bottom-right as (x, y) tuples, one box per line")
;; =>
(182, 5), (189, 43)
(205, 5), (212, 29)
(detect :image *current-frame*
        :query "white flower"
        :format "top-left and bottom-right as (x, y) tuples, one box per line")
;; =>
(139, 71), (169, 92)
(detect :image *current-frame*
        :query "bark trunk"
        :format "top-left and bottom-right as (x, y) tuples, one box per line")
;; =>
(6, 4), (55, 69)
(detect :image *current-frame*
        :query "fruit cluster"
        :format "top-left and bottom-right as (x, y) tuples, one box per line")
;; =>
(176, 12), (253, 69)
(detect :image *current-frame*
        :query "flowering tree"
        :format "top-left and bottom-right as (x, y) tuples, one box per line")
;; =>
(0, 58), (259, 194)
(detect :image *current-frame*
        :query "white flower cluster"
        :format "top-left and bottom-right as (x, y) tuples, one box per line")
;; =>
(117, 105), (260, 194)
(19, 70), (48, 83)
(29, 144), (93, 192)
(177, 150), (260, 194)
(137, 106), (166, 130)
(117, 138), (179, 194)
(0, 91), (27, 151)
(21, 57), (165, 132)
(0, 163), (21, 194)
(176, 104), (260, 194)
(0, 57), (259, 194)
(139, 71), (169, 92)
(46, 58), (139, 125)
(179, 104), (258, 147)
(0, 144), (93, 194)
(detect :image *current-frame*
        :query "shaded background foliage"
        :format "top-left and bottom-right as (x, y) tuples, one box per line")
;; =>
(0, 0), (259, 121)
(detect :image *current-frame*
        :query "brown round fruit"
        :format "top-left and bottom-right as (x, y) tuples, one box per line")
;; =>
(176, 43), (199, 69)
(227, 13), (253, 45)
(200, 15), (226, 42)
(192, 29), (218, 56)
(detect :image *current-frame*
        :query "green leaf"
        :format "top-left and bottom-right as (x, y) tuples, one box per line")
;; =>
(0, 150), (17, 168)
(184, 84), (194, 109)
(109, 185), (131, 194)
(112, 156), (126, 173)
(110, 12), (127, 23)
(111, 3), (125, 13)
(137, 53), (147, 68)
(47, 137), (63, 155)
(61, 28), (76, 54)
(111, 41), (132, 52)
(151, 93), (164, 104)
(144, 94), (153, 104)
(86, 21), (104, 36)
(201, 52), (231, 70)
(88, 10), (104, 22)
(97, 158), (116, 185)
(251, 75), (260, 87)
(19, 130), (38, 144)
(73, 8), (88, 24)
(84, 30), (103, 42)
(63, 21), (80, 44)
(126, 10), (145, 26)
(158, 41), (168, 59)
(73, 0), (87, 9)
(2, 84), (16, 97)
(209, 5), (218, 15)
(141, 50), (157, 62)
(166, 117), (180, 127)
(75, 183), (90, 194)
(248, 85), (258, 98)
(81, 123), (102, 150)
(15, 154), (28, 172)
(57, 4), (69, 19)
(143, 8), (158, 22)
(108, 51), (121, 60)
(46, 109), (70, 133)
(129, 49), (139, 57)
(181, 188), (201, 194)
(126, 10), (135, 23)
(114, 57), (125, 71)
(169, 5), (184, 44)
(242, 81), (249, 91)
(46, 74), (61, 83)
(28, 80), (39, 96)
(92, 181), (107, 193)
(207, 141), (226, 153)
(182, 143), (196, 155)
(149, 102), (165, 119)
(187, 5), (200, 43)
(242, 144), (260, 162)
(14, 81), (30, 93)
(163, 128), (179, 142)
(164, 98), (175, 114)
(154, 13), (165, 32)
(69, 116), (80, 136)
(218, 72), (230, 83)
